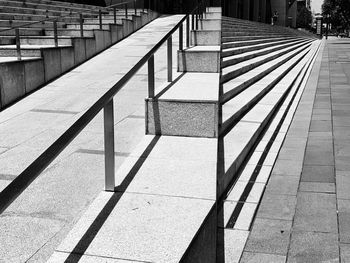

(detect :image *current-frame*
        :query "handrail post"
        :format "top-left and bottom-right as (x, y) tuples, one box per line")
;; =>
(113, 7), (117, 24)
(104, 99), (115, 192)
(167, 36), (172, 82)
(148, 0), (151, 11)
(99, 9), (102, 30)
(186, 15), (190, 47)
(53, 20), (58, 47)
(125, 3), (128, 19)
(148, 55), (155, 98)
(179, 23), (183, 51)
(134, 0), (137, 15)
(191, 12), (195, 30)
(79, 13), (84, 37)
(15, 28), (21, 61)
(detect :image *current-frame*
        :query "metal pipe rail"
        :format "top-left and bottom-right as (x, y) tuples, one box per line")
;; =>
(0, 0), (151, 60)
(0, 0), (209, 214)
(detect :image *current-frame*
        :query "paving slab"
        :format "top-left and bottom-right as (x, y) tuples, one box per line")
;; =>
(244, 218), (292, 255)
(301, 165), (335, 183)
(287, 231), (339, 263)
(240, 252), (286, 263)
(338, 199), (350, 244)
(293, 192), (338, 233)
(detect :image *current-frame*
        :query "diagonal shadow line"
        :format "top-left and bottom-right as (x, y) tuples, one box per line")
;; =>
(64, 135), (160, 263)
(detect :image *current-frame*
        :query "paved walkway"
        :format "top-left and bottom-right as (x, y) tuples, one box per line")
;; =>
(241, 37), (350, 262)
(0, 15), (183, 262)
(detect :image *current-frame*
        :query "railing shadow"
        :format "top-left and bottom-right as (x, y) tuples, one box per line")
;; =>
(64, 135), (160, 263)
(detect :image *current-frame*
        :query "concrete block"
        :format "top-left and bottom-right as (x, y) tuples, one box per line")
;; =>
(110, 24), (123, 43)
(60, 47), (74, 74)
(204, 12), (222, 19)
(122, 19), (134, 37)
(41, 48), (62, 82)
(140, 12), (148, 26)
(85, 38), (96, 59)
(132, 15), (142, 30)
(93, 30), (105, 53)
(191, 30), (221, 46)
(0, 61), (25, 108)
(104, 30), (112, 48)
(24, 59), (45, 93)
(146, 99), (218, 137)
(178, 47), (220, 73)
(198, 19), (221, 30)
(73, 38), (86, 66)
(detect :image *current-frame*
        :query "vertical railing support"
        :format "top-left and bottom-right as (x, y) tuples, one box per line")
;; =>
(191, 12), (195, 30)
(179, 24), (183, 51)
(148, 55), (155, 98)
(167, 36), (172, 82)
(113, 7), (117, 24)
(125, 3), (128, 19)
(53, 20), (58, 47)
(186, 15), (190, 47)
(134, 0), (137, 15)
(99, 9), (103, 30)
(79, 13), (84, 37)
(15, 28), (21, 61)
(104, 99), (115, 192)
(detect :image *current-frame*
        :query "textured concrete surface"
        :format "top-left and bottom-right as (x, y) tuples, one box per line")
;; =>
(0, 15), (185, 263)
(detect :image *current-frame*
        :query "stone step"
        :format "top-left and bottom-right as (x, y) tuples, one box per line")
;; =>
(222, 37), (304, 57)
(178, 45), (221, 73)
(0, 44), (74, 57)
(222, 36), (296, 49)
(66, 23), (116, 30)
(222, 31), (294, 37)
(221, 40), (312, 83)
(19, 35), (73, 45)
(0, 12), (84, 22)
(219, 44), (319, 262)
(218, 41), (319, 199)
(45, 28), (97, 37)
(222, 38), (308, 66)
(222, 35), (291, 43)
(221, 43), (310, 104)
(6, 0), (107, 10)
(0, 0), (104, 13)
(221, 46), (312, 133)
(0, 19), (66, 28)
(146, 72), (220, 137)
(48, 135), (217, 263)
(0, 5), (74, 16)
(0, 27), (44, 36)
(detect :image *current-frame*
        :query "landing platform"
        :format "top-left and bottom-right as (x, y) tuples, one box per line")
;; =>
(0, 15), (184, 262)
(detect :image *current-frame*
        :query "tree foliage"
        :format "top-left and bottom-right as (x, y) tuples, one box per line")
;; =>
(297, 5), (312, 28)
(322, 0), (350, 29)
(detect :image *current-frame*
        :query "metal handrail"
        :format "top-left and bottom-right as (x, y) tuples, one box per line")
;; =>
(0, 0), (151, 60)
(0, 0), (209, 214)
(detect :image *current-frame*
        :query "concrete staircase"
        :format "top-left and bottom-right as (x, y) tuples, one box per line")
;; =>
(0, 0), (159, 110)
(47, 8), (320, 263)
